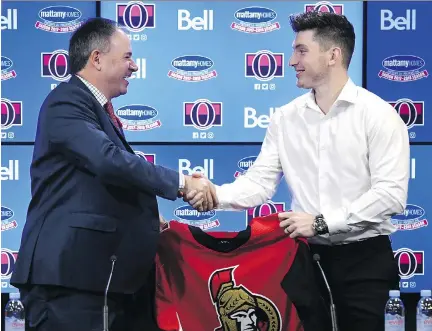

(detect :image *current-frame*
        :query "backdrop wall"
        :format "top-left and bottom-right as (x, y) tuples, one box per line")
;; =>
(365, 1), (432, 292)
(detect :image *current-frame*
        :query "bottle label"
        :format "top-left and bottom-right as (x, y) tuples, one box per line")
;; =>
(417, 315), (432, 330)
(385, 314), (404, 330)
(4, 317), (25, 330)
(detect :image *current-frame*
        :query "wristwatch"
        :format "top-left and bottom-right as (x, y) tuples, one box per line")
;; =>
(312, 214), (329, 235)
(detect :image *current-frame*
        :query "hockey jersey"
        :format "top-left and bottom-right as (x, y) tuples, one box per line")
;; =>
(155, 213), (329, 331)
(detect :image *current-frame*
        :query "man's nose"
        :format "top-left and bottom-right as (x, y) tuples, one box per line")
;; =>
(289, 54), (297, 67)
(129, 60), (138, 72)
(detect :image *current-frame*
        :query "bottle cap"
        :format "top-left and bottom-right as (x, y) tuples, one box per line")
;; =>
(9, 292), (20, 299)
(421, 290), (432, 297)
(389, 290), (400, 297)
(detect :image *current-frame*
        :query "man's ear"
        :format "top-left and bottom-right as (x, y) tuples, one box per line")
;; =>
(329, 47), (342, 66)
(88, 49), (103, 71)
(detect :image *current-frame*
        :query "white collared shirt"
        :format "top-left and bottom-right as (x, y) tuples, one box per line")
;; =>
(76, 75), (108, 107)
(216, 78), (410, 245)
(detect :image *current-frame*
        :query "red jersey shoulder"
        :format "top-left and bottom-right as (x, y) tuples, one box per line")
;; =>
(249, 213), (282, 234)
(249, 213), (308, 247)
(157, 220), (192, 251)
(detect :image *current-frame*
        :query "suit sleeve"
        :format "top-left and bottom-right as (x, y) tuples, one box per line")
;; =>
(45, 88), (179, 200)
(155, 253), (180, 331)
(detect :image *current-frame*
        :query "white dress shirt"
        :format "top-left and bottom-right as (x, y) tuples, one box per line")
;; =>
(216, 78), (410, 245)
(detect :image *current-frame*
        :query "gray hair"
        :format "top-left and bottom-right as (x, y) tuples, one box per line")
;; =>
(69, 18), (118, 74)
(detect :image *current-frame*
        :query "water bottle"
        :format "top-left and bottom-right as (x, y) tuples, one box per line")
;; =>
(385, 290), (405, 330)
(417, 289), (432, 330)
(4, 292), (25, 331)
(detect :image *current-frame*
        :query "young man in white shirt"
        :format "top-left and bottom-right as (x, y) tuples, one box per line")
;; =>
(186, 10), (409, 331)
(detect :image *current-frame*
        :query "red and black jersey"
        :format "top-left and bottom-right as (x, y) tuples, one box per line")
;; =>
(155, 213), (329, 331)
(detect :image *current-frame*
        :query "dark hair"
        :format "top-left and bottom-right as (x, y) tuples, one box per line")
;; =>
(69, 17), (118, 74)
(289, 11), (355, 69)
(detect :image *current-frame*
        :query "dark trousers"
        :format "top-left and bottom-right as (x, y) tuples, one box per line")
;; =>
(309, 235), (400, 331)
(20, 270), (159, 331)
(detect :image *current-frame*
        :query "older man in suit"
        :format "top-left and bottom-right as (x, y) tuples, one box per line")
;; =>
(11, 17), (217, 331)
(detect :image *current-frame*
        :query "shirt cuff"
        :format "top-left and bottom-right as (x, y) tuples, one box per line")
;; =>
(323, 208), (351, 235)
(179, 173), (185, 190)
(213, 185), (244, 211)
(214, 185), (229, 210)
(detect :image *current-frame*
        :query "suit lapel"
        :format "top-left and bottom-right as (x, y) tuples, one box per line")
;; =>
(98, 103), (134, 153)
(69, 76), (135, 154)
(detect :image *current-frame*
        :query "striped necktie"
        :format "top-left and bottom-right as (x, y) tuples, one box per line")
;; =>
(104, 101), (123, 131)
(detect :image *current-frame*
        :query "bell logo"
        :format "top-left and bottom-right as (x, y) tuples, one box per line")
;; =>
(380, 9), (416, 31)
(0, 9), (18, 30)
(178, 9), (214, 31)
(130, 58), (146, 79)
(179, 159), (214, 179)
(411, 158), (416, 179)
(244, 107), (278, 128)
(0, 160), (19, 181)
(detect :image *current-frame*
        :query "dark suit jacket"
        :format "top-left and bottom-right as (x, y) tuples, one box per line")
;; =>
(11, 76), (179, 294)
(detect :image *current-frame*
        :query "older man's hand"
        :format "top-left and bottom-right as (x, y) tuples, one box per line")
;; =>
(182, 173), (218, 212)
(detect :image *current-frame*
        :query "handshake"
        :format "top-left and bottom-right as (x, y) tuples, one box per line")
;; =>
(179, 173), (218, 212)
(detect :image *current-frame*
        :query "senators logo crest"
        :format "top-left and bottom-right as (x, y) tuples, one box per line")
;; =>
(208, 266), (282, 331)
